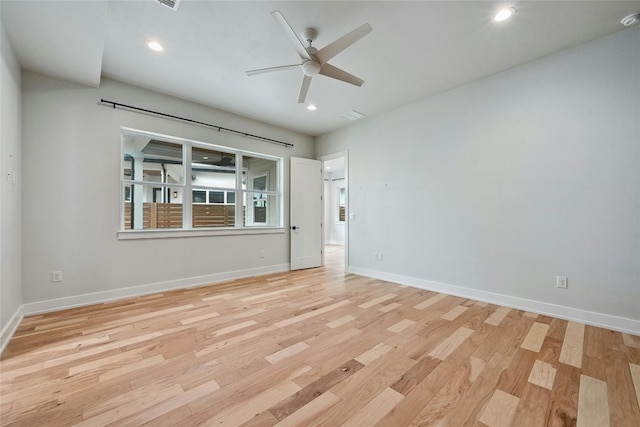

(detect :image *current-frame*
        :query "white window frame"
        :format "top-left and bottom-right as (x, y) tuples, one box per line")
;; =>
(119, 127), (284, 239)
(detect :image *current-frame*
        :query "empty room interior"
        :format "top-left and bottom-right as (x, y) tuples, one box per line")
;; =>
(1, 1), (639, 426)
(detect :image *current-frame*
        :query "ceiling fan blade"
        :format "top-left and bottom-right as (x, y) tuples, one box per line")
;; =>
(298, 75), (312, 103)
(246, 64), (301, 76)
(271, 11), (312, 61)
(319, 63), (364, 87)
(315, 23), (372, 64)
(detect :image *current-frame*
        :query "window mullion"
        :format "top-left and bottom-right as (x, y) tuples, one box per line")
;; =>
(183, 144), (193, 229)
(235, 153), (243, 228)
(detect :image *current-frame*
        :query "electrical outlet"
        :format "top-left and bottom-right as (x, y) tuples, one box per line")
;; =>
(52, 271), (63, 283)
(556, 276), (568, 289)
(378, 252), (383, 261)
(259, 250), (265, 259)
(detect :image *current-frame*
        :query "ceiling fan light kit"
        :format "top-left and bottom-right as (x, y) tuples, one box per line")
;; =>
(246, 11), (372, 103)
(302, 60), (321, 77)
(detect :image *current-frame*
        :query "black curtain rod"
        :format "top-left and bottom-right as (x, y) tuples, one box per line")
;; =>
(99, 99), (294, 148)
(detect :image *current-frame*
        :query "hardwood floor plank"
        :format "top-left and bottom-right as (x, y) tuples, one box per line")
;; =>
(442, 305), (469, 321)
(559, 321), (585, 368)
(355, 343), (394, 365)
(273, 391), (341, 427)
(520, 322), (550, 353)
(326, 315), (356, 328)
(379, 302), (402, 313)
(180, 311), (220, 325)
(387, 319), (416, 333)
(527, 359), (556, 390)
(340, 387), (404, 426)
(478, 389), (519, 427)
(577, 374), (610, 427)
(358, 293), (397, 309)
(484, 307), (511, 326)
(414, 293), (447, 310)
(211, 320), (257, 337)
(623, 333), (640, 349)
(630, 363), (640, 411)
(265, 341), (310, 364)
(429, 326), (474, 360)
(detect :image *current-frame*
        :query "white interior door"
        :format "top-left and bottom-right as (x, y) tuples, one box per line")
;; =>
(290, 157), (322, 270)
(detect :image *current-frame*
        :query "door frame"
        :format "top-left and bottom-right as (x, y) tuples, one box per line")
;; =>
(318, 151), (349, 271)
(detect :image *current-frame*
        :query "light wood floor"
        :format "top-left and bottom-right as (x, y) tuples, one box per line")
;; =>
(2, 245), (639, 426)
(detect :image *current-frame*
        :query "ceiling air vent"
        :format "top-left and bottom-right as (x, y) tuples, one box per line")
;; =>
(340, 110), (365, 121)
(154, 0), (181, 11)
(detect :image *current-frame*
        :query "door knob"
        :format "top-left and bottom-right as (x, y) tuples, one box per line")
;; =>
(291, 226), (300, 230)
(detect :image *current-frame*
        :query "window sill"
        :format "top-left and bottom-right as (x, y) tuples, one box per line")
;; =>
(118, 227), (285, 240)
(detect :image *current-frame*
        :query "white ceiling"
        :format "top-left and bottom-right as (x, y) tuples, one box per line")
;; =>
(2, 1), (639, 136)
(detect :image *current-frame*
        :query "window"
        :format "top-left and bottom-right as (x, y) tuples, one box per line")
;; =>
(121, 128), (282, 233)
(243, 156), (280, 227)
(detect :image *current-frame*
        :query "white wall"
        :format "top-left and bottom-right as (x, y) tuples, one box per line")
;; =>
(21, 72), (314, 310)
(1, 16), (23, 346)
(317, 27), (640, 330)
(324, 170), (345, 245)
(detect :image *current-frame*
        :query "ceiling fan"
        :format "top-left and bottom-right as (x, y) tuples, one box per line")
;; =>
(246, 11), (372, 104)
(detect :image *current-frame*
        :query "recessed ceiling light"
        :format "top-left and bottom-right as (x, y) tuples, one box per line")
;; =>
(147, 41), (164, 52)
(202, 156), (208, 160)
(621, 12), (640, 26)
(494, 7), (515, 22)
(307, 104), (317, 111)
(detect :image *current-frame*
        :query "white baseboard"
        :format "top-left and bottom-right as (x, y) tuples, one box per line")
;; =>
(1, 305), (24, 355)
(22, 264), (290, 316)
(348, 266), (640, 335)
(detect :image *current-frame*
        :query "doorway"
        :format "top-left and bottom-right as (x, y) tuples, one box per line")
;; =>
(320, 152), (348, 271)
